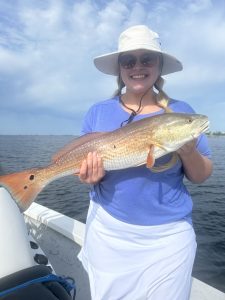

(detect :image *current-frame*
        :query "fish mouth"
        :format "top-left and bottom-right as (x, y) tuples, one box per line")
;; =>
(200, 120), (210, 134)
(192, 120), (210, 138)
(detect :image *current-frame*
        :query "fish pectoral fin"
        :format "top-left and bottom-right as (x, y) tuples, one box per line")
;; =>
(146, 145), (155, 168)
(145, 141), (168, 169)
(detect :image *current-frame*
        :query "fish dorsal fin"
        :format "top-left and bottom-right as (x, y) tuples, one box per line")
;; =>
(52, 132), (107, 163)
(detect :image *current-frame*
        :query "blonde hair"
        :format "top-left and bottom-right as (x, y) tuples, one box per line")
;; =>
(154, 76), (172, 113)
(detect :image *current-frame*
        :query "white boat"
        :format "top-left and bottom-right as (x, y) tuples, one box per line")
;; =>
(0, 187), (225, 300)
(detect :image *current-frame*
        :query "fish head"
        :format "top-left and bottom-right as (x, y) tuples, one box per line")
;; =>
(151, 113), (209, 151)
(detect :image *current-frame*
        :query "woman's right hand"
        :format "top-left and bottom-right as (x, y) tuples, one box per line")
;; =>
(79, 152), (105, 184)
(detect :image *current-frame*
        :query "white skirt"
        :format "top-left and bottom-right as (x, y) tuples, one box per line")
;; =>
(78, 201), (197, 300)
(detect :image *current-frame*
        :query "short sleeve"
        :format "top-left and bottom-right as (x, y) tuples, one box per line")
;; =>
(80, 106), (95, 135)
(196, 134), (212, 159)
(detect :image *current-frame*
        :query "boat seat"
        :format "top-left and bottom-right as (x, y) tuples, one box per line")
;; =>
(0, 265), (75, 300)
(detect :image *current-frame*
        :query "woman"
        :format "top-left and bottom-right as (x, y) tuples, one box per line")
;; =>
(78, 25), (213, 300)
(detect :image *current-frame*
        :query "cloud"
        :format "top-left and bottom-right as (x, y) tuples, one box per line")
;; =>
(0, 0), (225, 133)
(144, 1), (225, 86)
(185, 0), (213, 13)
(0, 0), (149, 114)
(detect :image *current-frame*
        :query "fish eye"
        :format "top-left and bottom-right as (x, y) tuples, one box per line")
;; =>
(187, 118), (193, 123)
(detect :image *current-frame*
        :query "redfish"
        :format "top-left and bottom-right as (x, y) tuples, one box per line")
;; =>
(0, 113), (209, 212)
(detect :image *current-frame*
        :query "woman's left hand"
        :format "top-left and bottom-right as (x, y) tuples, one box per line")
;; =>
(176, 139), (212, 183)
(176, 139), (197, 158)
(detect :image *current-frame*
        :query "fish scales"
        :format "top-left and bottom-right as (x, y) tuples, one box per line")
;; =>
(0, 112), (209, 212)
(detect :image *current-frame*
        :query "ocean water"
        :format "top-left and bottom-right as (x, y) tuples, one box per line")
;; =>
(0, 135), (224, 292)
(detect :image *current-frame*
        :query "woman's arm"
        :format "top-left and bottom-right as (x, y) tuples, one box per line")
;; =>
(177, 140), (213, 184)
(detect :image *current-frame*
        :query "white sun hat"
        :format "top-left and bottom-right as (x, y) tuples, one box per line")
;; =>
(94, 25), (183, 76)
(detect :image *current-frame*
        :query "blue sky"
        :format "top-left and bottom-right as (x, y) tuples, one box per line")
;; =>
(0, 0), (225, 134)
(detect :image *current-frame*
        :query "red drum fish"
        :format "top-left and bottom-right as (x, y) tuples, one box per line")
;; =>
(0, 112), (209, 212)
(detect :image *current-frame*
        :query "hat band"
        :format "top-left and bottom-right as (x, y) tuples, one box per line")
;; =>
(118, 41), (161, 53)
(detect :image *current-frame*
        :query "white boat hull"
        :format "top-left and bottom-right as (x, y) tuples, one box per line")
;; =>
(0, 187), (224, 300)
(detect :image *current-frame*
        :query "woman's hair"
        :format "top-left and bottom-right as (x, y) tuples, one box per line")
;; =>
(113, 53), (172, 113)
(113, 75), (125, 97)
(154, 77), (172, 113)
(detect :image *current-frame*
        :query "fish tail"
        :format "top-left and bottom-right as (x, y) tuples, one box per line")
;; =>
(0, 168), (45, 212)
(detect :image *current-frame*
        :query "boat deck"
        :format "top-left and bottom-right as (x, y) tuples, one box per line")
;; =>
(24, 203), (225, 300)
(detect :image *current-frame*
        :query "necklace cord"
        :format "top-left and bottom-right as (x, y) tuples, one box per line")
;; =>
(119, 89), (149, 127)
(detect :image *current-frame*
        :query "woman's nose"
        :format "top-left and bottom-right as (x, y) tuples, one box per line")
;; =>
(133, 60), (143, 69)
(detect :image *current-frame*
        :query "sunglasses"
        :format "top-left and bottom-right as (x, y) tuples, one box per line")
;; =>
(118, 53), (159, 69)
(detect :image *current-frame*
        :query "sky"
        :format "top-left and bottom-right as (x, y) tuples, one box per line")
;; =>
(0, 0), (225, 135)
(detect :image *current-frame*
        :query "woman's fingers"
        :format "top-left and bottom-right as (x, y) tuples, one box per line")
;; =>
(86, 152), (94, 178)
(79, 152), (105, 184)
(97, 153), (105, 178)
(79, 159), (88, 181)
(177, 139), (197, 157)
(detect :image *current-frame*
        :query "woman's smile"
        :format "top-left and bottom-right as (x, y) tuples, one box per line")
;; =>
(129, 73), (149, 80)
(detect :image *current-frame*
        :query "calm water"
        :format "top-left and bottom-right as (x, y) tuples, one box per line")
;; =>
(0, 135), (224, 292)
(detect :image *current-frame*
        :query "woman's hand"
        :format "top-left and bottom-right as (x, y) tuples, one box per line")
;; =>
(79, 152), (105, 184)
(176, 139), (197, 158)
(176, 139), (213, 183)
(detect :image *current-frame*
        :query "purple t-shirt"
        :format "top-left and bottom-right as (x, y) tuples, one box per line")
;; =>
(81, 97), (211, 225)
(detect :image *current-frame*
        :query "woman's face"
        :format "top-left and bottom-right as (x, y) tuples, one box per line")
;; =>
(119, 49), (161, 95)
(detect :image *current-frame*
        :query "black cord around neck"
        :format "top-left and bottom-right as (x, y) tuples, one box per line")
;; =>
(119, 92), (146, 127)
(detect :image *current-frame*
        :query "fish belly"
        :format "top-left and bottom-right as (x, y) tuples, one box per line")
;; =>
(103, 150), (148, 170)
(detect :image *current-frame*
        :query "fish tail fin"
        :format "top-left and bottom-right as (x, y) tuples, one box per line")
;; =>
(0, 168), (45, 212)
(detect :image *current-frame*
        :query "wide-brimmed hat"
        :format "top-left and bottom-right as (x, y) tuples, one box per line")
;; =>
(94, 25), (183, 76)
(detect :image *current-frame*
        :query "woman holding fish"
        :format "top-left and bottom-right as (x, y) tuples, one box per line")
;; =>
(77, 25), (213, 300)
(0, 24), (212, 300)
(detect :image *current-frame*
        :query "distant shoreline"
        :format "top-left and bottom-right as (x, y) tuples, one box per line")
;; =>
(207, 132), (225, 136)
